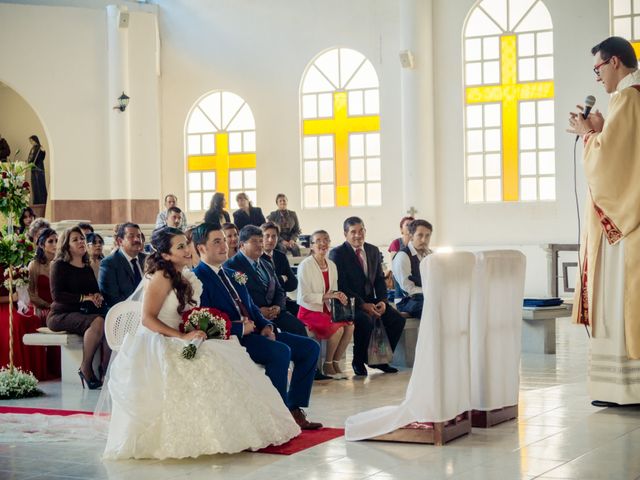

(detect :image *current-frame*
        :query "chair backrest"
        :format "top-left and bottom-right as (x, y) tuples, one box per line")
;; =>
(405, 251), (476, 422)
(104, 300), (142, 351)
(470, 250), (526, 410)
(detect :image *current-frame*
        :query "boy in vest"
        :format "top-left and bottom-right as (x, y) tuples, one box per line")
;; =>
(391, 219), (433, 318)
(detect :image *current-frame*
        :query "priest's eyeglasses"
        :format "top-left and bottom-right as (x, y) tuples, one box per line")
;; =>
(593, 58), (612, 76)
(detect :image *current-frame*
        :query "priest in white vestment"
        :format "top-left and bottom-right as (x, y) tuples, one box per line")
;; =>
(568, 36), (640, 406)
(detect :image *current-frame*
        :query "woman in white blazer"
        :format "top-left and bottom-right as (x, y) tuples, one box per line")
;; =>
(297, 230), (354, 379)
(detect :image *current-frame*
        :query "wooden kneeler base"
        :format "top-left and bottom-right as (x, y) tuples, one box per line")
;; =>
(368, 411), (471, 446)
(471, 405), (518, 428)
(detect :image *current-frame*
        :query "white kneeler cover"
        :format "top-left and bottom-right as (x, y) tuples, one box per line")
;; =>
(470, 250), (526, 411)
(345, 252), (476, 441)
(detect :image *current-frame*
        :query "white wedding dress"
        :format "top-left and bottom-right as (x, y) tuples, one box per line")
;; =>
(103, 270), (300, 459)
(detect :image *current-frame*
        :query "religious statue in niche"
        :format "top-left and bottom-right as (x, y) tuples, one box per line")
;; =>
(26, 135), (47, 209)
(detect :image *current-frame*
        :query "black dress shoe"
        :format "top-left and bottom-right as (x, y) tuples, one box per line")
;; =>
(369, 363), (398, 373)
(591, 400), (621, 408)
(351, 361), (368, 376)
(314, 369), (333, 381)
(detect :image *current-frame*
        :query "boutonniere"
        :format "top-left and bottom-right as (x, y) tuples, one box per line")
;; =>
(233, 271), (248, 285)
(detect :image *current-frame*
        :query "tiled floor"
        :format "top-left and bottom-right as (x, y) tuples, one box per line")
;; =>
(1, 317), (640, 479)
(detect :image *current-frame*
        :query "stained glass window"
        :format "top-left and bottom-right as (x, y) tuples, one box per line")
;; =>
(611, 0), (640, 58)
(463, 0), (555, 203)
(185, 91), (256, 212)
(301, 48), (381, 208)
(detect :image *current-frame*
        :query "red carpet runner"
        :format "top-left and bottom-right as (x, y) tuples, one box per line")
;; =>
(0, 406), (345, 455)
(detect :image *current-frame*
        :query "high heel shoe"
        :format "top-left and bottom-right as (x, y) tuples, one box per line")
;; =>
(78, 369), (102, 390)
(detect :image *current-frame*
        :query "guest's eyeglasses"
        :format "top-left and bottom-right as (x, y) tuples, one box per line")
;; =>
(593, 58), (612, 77)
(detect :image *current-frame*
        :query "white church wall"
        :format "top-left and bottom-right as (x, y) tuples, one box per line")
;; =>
(0, 2), (160, 207)
(158, 0), (404, 246)
(433, 0), (609, 248)
(0, 84), (48, 164)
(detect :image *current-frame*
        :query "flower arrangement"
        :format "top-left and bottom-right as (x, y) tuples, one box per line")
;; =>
(0, 154), (38, 399)
(3, 264), (29, 290)
(0, 366), (41, 400)
(179, 307), (232, 359)
(232, 271), (248, 285)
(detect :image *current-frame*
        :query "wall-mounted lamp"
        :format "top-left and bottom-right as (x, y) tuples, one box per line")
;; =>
(113, 92), (130, 112)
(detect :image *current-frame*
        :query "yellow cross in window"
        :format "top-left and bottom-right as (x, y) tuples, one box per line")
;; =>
(465, 35), (554, 201)
(632, 41), (640, 59)
(187, 132), (256, 200)
(303, 91), (380, 207)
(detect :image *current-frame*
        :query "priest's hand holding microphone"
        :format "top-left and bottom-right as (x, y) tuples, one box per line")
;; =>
(567, 95), (604, 137)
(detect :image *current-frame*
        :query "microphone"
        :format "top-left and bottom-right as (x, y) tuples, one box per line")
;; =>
(582, 95), (596, 119)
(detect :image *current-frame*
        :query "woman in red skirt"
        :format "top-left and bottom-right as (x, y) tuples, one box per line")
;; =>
(297, 230), (354, 379)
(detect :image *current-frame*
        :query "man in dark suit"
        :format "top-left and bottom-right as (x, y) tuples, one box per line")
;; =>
(261, 221), (299, 316)
(99, 222), (146, 308)
(225, 225), (308, 337)
(329, 216), (406, 376)
(192, 222), (322, 429)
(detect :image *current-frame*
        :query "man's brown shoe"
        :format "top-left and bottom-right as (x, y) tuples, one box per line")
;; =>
(290, 408), (323, 430)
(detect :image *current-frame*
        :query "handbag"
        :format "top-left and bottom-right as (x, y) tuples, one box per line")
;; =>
(367, 316), (393, 365)
(331, 297), (355, 323)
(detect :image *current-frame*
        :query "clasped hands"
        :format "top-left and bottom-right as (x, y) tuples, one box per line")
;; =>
(82, 292), (104, 308)
(567, 104), (604, 136)
(241, 316), (275, 340)
(322, 290), (348, 305)
(362, 301), (386, 318)
(259, 305), (281, 320)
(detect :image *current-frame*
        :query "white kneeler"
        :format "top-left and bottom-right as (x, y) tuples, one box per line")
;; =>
(345, 252), (476, 442)
(470, 250), (526, 426)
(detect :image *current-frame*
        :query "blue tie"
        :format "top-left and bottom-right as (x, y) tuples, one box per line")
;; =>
(254, 261), (269, 287)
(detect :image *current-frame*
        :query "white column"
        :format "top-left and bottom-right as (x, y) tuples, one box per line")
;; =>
(106, 5), (131, 204)
(399, 0), (436, 224)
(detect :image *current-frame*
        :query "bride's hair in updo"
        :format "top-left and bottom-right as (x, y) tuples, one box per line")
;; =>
(145, 227), (196, 314)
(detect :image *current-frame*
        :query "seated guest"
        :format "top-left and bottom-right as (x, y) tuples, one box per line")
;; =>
(18, 207), (36, 235)
(329, 217), (406, 377)
(27, 218), (50, 243)
(192, 222), (322, 429)
(233, 192), (266, 230)
(391, 219), (433, 319)
(225, 225), (308, 337)
(86, 233), (105, 280)
(183, 226), (200, 269)
(165, 206), (184, 230)
(222, 222), (240, 257)
(267, 193), (301, 256)
(78, 222), (94, 237)
(99, 222), (146, 309)
(261, 221), (299, 316)
(388, 216), (414, 259)
(297, 230), (354, 379)
(47, 226), (108, 389)
(204, 192), (231, 225)
(27, 228), (57, 321)
(155, 193), (188, 230)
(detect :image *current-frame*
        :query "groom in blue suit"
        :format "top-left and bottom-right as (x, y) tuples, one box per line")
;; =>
(192, 223), (322, 430)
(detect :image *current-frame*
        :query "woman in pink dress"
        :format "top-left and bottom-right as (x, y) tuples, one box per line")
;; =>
(296, 230), (354, 379)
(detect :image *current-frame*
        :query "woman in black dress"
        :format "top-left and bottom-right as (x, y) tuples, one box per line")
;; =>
(27, 135), (47, 206)
(232, 192), (265, 230)
(203, 192), (230, 225)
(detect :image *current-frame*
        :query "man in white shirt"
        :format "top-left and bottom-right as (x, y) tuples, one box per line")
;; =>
(391, 219), (433, 318)
(155, 194), (188, 230)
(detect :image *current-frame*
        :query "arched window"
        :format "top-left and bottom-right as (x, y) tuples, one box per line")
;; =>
(185, 91), (256, 213)
(463, 0), (555, 203)
(611, 0), (640, 58)
(300, 47), (381, 208)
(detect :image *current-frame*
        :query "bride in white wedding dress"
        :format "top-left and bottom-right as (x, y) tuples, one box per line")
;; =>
(103, 227), (300, 459)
